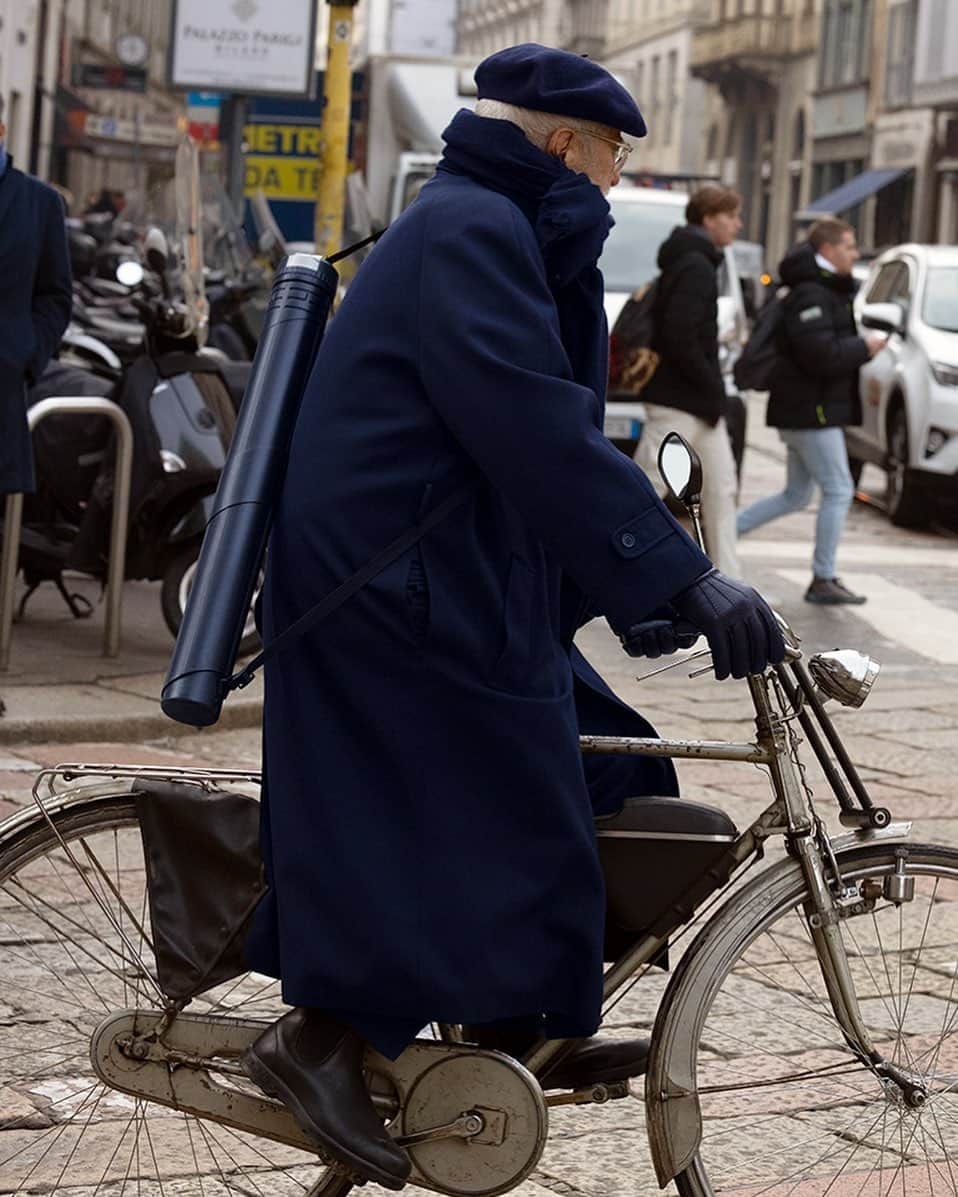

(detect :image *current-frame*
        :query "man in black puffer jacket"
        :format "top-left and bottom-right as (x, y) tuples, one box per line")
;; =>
(636, 185), (742, 576)
(737, 219), (886, 604)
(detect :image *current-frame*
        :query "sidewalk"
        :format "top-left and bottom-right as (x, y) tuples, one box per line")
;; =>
(0, 574), (262, 744)
(0, 395), (830, 746)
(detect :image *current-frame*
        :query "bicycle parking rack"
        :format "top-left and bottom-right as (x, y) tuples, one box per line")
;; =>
(0, 396), (134, 671)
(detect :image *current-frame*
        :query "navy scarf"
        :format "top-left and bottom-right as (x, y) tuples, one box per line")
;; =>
(438, 109), (612, 403)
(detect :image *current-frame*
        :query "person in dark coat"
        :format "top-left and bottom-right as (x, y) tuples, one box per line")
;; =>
(636, 185), (743, 577)
(0, 97), (73, 496)
(242, 44), (785, 1189)
(737, 219), (886, 604)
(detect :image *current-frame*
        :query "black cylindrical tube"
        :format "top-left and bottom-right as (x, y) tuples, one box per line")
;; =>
(162, 253), (338, 726)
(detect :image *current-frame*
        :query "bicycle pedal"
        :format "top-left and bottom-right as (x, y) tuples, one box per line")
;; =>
(330, 1159), (368, 1186)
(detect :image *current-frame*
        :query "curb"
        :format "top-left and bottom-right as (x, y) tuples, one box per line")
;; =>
(0, 694), (263, 746)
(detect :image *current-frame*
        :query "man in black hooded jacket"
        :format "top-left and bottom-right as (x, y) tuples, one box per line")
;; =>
(636, 185), (742, 577)
(737, 219), (886, 604)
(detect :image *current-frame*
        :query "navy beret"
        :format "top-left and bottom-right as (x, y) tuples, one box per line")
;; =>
(475, 43), (647, 139)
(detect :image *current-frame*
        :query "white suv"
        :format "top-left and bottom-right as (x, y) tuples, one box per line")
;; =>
(600, 185), (747, 453)
(851, 244), (958, 526)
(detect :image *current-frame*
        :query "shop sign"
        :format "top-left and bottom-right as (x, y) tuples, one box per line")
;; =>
(169, 0), (317, 98)
(243, 122), (324, 200)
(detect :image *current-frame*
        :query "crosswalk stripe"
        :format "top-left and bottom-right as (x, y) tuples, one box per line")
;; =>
(743, 541), (958, 568)
(776, 570), (958, 664)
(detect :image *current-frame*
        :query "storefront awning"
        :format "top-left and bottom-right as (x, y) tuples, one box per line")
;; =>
(796, 167), (910, 220)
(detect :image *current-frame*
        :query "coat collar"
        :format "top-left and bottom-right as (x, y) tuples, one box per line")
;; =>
(437, 109), (612, 288)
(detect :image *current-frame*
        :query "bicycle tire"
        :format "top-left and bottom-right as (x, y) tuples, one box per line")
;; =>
(0, 793), (352, 1196)
(647, 840), (958, 1197)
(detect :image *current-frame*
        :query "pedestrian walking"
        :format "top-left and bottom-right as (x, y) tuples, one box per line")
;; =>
(736, 219), (886, 605)
(240, 44), (785, 1191)
(0, 96), (73, 497)
(634, 185), (743, 577)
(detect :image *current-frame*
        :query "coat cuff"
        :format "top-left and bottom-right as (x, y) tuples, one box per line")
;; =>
(601, 513), (712, 632)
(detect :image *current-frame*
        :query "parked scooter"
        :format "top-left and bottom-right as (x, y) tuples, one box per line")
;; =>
(10, 226), (258, 654)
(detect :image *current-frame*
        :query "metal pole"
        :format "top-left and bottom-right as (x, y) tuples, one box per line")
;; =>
(314, 0), (358, 257)
(0, 397), (134, 671)
(225, 95), (248, 216)
(0, 493), (25, 671)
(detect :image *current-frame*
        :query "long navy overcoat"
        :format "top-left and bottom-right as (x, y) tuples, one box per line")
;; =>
(0, 159), (72, 494)
(245, 112), (711, 1051)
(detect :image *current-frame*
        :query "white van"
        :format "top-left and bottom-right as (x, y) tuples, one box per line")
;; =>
(601, 186), (747, 449)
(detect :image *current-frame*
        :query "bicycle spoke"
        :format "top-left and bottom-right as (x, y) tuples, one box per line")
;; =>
(0, 804), (336, 1196)
(680, 849), (958, 1197)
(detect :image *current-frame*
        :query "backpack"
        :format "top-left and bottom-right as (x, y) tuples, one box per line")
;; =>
(733, 291), (788, 392)
(608, 278), (661, 395)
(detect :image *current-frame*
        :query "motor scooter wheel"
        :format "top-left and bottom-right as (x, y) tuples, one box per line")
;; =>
(161, 542), (261, 657)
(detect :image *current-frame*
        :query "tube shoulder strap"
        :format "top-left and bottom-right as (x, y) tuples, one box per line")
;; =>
(225, 481), (476, 693)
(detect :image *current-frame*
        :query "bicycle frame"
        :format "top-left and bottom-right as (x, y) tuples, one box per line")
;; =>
(524, 650), (910, 1103)
(16, 629), (922, 1191)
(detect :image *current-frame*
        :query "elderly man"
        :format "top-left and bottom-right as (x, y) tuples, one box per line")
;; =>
(0, 96), (72, 497)
(243, 44), (784, 1188)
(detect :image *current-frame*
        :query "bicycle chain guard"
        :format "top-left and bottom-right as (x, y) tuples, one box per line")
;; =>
(91, 1009), (548, 1197)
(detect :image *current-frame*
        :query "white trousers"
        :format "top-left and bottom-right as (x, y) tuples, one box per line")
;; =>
(634, 405), (741, 578)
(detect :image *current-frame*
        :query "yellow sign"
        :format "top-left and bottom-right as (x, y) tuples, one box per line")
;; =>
(244, 123), (322, 155)
(243, 123), (325, 201)
(244, 154), (320, 201)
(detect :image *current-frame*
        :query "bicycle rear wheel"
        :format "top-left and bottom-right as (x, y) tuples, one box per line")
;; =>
(649, 841), (958, 1197)
(0, 794), (351, 1196)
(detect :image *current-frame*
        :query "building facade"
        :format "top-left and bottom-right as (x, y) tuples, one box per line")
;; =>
(690, 0), (819, 268)
(913, 0), (958, 243)
(457, 0), (566, 57)
(603, 0), (709, 179)
(0, 0), (42, 172)
(0, 0), (185, 208)
(61, 0), (183, 210)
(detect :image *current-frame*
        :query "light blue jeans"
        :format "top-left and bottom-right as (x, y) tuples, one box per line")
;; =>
(737, 426), (855, 580)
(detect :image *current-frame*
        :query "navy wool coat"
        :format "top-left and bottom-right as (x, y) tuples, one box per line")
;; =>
(0, 160), (72, 494)
(245, 111), (711, 1050)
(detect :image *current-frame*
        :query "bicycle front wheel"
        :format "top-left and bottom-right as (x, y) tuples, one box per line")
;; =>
(0, 794), (351, 1196)
(648, 841), (958, 1197)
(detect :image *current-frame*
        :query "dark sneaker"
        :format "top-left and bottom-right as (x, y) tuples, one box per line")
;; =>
(804, 577), (867, 605)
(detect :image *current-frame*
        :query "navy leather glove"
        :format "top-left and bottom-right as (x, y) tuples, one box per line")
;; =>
(670, 568), (786, 681)
(620, 618), (700, 660)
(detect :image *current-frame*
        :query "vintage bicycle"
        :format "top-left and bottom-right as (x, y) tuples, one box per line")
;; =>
(0, 436), (955, 1196)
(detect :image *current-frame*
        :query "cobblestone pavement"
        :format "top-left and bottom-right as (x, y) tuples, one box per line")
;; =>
(1, 397), (958, 1194)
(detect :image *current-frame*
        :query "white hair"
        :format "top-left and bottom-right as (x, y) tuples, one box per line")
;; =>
(474, 98), (616, 151)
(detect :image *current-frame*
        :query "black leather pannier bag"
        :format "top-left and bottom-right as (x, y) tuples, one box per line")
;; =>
(133, 781), (266, 1002)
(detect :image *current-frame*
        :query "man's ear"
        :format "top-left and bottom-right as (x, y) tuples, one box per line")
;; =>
(545, 127), (575, 162)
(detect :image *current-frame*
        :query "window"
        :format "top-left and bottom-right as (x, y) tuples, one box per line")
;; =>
(884, 1), (916, 107)
(635, 59), (645, 108)
(819, 0), (872, 88)
(866, 262), (906, 304)
(664, 50), (678, 147)
(648, 55), (660, 146)
(923, 268), (958, 333)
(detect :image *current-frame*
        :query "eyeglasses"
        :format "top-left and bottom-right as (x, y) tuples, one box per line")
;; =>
(575, 129), (633, 171)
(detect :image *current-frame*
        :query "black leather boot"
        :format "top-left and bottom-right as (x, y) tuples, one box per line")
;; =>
(244, 1008), (411, 1190)
(462, 1023), (650, 1090)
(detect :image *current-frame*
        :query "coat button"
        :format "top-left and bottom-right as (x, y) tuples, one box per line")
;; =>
(620, 532), (636, 548)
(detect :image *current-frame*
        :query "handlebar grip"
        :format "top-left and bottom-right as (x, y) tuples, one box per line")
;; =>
(619, 618), (702, 659)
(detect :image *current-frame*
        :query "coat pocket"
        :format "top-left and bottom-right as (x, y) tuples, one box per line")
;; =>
(405, 548), (430, 645)
(489, 554), (543, 693)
